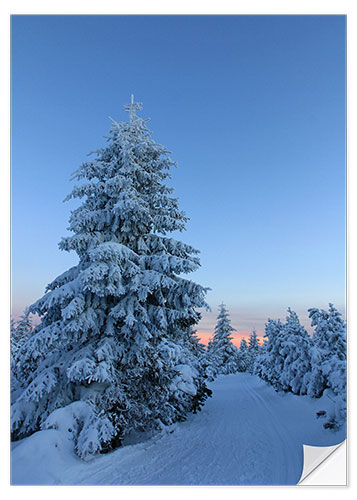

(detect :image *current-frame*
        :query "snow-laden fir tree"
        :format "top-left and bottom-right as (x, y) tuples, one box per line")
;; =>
(308, 304), (346, 430)
(254, 318), (286, 390)
(246, 330), (260, 374)
(236, 337), (249, 372)
(11, 96), (211, 458)
(278, 309), (313, 395)
(208, 304), (238, 375)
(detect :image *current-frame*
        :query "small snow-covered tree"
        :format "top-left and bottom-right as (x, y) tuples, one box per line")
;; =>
(11, 96), (211, 458)
(246, 330), (260, 373)
(254, 318), (286, 390)
(308, 304), (346, 430)
(236, 337), (249, 372)
(208, 304), (238, 375)
(279, 308), (313, 395)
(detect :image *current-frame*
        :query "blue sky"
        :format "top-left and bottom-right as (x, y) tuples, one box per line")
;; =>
(11, 15), (346, 340)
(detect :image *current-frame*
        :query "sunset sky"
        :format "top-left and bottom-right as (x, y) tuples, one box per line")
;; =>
(11, 15), (346, 345)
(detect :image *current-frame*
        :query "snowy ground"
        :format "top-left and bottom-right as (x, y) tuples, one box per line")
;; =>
(11, 373), (345, 485)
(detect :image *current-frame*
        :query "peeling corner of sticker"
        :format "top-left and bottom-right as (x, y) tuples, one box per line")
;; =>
(298, 440), (346, 485)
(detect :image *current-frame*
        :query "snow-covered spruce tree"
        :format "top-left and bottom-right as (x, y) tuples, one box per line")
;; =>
(208, 304), (238, 375)
(236, 337), (249, 372)
(308, 304), (346, 430)
(254, 318), (286, 390)
(279, 308), (313, 395)
(11, 96), (211, 458)
(246, 330), (260, 374)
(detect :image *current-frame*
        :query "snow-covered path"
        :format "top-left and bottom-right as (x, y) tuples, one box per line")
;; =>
(11, 373), (345, 485)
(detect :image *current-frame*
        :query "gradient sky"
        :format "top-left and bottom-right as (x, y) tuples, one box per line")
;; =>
(11, 15), (346, 345)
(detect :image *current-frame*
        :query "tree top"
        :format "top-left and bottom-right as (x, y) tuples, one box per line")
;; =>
(123, 94), (143, 123)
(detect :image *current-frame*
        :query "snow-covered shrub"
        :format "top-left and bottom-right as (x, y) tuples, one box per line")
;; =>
(43, 401), (115, 460)
(11, 97), (211, 458)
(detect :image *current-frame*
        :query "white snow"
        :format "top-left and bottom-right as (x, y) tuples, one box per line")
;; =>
(11, 373), (345, 485)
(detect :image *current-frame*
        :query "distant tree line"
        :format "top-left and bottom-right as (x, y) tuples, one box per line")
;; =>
(205, 303), (346, 431)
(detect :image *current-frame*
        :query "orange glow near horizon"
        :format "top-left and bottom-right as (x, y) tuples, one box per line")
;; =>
(196, 331), (264, 348)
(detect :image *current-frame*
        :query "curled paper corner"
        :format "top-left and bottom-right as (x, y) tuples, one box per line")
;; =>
(298, 440), (346, 485)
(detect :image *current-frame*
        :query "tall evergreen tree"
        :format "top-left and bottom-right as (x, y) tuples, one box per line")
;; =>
(208, 304), (238, 374)
(11, 97), (211, 458)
